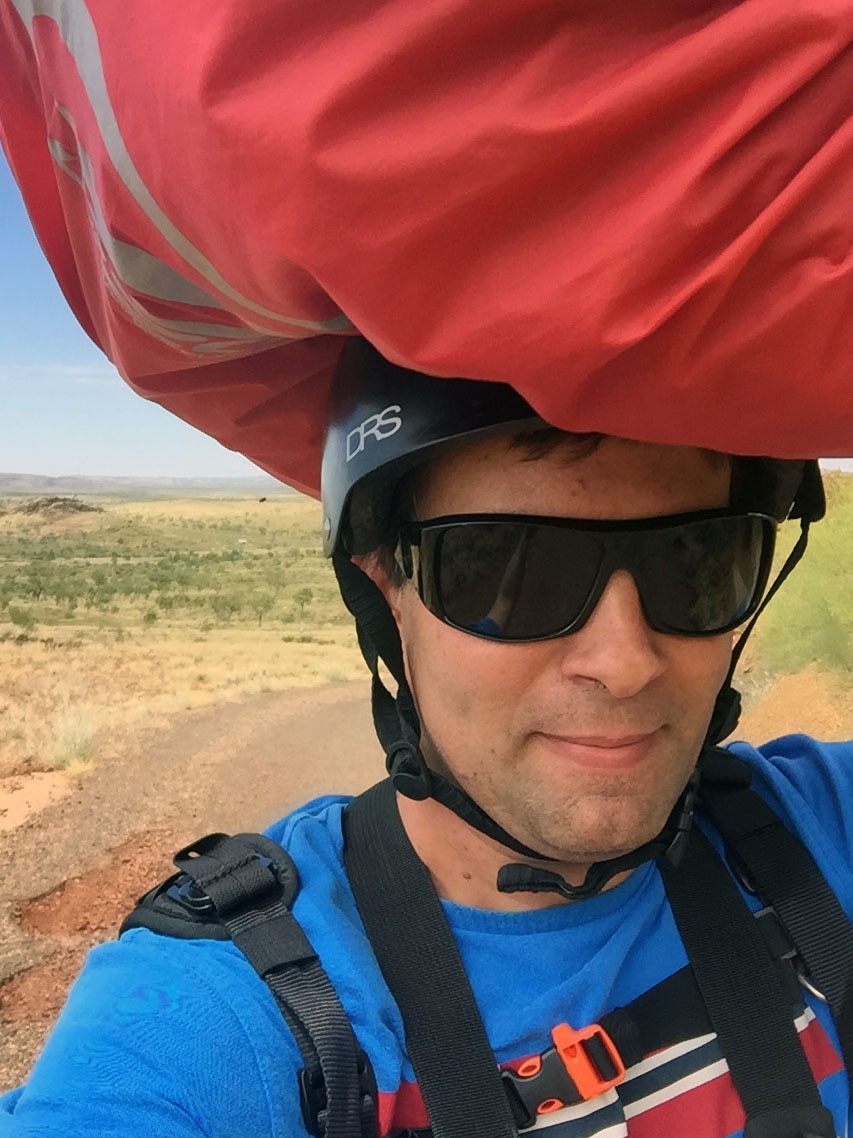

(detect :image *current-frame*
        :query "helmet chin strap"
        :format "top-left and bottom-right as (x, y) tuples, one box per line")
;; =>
(383, 672), (712, 894)
(334, 515), (811, 900)
(496, 767), (701, 902)
(334, 551), (558, 861)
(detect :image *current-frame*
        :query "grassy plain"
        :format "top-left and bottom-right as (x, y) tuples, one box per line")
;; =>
(2, 473), (853, 778)
(751, 473), (853, 672)
(0, 494), (364, 778)
(723, 472), (853, 731)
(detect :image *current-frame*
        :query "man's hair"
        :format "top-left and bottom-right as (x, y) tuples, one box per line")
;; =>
(390, 428), (605, 530)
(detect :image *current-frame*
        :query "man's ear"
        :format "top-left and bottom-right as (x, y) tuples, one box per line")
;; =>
(352, 552), (403, 624)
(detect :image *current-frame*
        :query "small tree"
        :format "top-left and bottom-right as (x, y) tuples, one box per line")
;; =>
(142, 609), (158, 630)
(251, 592), (276, 628)
(23, 574), (46, 600)
(293, 587), (314, 622)
(211, 594), (241, 624)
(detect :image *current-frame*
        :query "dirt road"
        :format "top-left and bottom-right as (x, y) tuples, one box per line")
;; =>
(0, 682), (380, 1092)
(1, 665), (847, 1093)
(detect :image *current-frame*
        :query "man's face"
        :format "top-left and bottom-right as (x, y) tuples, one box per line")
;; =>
(386, 435), (734, 868)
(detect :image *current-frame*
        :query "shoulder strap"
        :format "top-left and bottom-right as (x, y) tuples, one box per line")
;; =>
(343, 779), (519, 1138)
(122, 757), (852, 1138)
(346, 776), (842, 1138)
(123, 832), (375, 1138)
(701, 749), (853, 1081)
(661, 826), (836, 1138)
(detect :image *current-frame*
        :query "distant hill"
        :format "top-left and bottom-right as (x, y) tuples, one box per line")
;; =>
(0, 472), (298, 499)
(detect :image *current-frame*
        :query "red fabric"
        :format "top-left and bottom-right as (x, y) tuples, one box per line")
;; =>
(2, 1), (853, 495)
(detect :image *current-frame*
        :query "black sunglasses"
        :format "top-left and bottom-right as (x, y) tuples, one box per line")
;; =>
(397, 509), (778, 642)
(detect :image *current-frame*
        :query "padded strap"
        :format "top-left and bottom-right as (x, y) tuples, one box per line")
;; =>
(165, 833), (374, 1138)
(344, 779), (519, 1138)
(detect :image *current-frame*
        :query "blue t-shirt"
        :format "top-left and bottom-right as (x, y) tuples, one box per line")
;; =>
(2, 735), (852, 1137)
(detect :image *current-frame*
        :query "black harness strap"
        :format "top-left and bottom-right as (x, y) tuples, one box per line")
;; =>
(346, 780), (837, 1138)
(701, 751), (853, 1080)
(123, 753), (852, 1138)
(661, 827), (836, 1138)
(343, 779), (520, 1138)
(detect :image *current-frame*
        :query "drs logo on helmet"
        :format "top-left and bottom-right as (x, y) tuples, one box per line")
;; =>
(346, 405), (403, 461)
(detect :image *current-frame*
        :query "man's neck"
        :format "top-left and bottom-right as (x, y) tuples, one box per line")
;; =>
(396, 792), (629, 911)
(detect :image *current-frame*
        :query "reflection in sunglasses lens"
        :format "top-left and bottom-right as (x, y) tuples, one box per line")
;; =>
(417, 514), (771, 641)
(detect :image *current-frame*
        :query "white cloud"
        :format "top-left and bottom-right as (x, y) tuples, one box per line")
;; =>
(0, 361), (118, 386)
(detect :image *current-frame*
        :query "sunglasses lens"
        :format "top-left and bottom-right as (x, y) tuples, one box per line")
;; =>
(427, 522), (602, 639)
(637, 515), (770, 634)
(413, 512), (773, 641)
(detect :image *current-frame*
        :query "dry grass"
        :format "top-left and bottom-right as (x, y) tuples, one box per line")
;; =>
(0, 494), (367, 778)
(0, 625), (364, 778)
(50, 711), (99, 770)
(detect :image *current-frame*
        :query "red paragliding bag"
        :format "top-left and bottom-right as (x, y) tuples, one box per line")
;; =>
(2, 0), (853, 493)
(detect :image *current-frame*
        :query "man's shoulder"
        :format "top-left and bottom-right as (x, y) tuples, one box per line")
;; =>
(135, 791), (380, 1012)
(263, 792), (352, 868)
(727, 733), (853, 813)
(0, 792), (395, 1135)
(726, 734), (853, 907)
(114, 791), (367, 1048)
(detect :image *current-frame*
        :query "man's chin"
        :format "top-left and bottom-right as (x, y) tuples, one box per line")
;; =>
(518, 809), (674, 868)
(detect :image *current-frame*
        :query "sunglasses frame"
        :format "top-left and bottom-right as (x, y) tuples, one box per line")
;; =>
(397, 508), (779, 642)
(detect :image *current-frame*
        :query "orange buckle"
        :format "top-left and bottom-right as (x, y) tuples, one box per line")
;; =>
(551, 1021), (626, 1101)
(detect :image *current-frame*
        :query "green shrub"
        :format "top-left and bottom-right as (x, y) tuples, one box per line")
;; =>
(7, 605), (36, 631)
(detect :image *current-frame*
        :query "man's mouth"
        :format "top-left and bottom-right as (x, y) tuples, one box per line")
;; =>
(536, 729), (662, 770)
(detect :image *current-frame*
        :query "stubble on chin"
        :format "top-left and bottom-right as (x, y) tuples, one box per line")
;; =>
(471, 734), (701, 864)
(416, 709), (706, 865)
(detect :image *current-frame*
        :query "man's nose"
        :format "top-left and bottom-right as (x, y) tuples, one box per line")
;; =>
(557, 569), (665, 697)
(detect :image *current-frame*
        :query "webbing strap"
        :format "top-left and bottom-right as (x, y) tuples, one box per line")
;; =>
(661, 828), (836, 1138)
(701, 763), (853, 1078)
(176, 834), (372, 1138)
(344, 779), (519, 1138)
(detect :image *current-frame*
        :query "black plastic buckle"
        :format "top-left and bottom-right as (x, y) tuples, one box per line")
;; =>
(165, 851), (280, 914)
(172, 833), (300, 920)
(298, 1064), (326, 1137)
(165, 875), (216, 913)
(387, 742), (432, 800)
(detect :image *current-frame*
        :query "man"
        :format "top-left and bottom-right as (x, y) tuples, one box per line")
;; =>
(0, 339), (849, 1138)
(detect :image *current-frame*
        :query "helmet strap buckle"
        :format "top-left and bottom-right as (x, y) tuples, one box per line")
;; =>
(387, 742), (433, 801)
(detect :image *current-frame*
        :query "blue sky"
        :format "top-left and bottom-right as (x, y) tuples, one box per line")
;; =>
(0, 154), (262, 478)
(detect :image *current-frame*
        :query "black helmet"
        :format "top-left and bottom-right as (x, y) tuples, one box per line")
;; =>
(323, 338), (825, 561)
(324, 336), (825, 899)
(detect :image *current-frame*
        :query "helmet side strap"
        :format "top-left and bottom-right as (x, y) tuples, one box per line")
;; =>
(332, 551), (557, 860)
(730, 518), (812, 676)
(706, 517), (812, 748)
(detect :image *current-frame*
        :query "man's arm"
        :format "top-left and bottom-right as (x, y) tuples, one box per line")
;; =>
(0, 929), (306, 1138)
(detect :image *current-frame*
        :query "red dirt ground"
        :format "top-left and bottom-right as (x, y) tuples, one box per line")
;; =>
(0, 682), (379, 1091)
